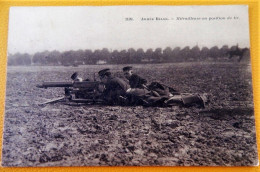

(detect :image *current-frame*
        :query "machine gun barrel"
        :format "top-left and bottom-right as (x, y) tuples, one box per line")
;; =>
(37, 81), (102, 89)
(36, 81), (74, 88)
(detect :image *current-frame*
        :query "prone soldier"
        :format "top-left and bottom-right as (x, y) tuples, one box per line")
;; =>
(71, 72), (91, 82)
(98, 68), (130, 105)
(122, 66), (208, 108)
(71, 72), (83, 82)
(122, 66), (147, 89)
(122, 66), (178, 98)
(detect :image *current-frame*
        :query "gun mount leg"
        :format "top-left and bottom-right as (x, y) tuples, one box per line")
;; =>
(38, 97), (66, 106)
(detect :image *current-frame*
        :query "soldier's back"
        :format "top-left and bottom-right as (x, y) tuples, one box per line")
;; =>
(129, 74), (147, 88)
(106, 77), (130, 92)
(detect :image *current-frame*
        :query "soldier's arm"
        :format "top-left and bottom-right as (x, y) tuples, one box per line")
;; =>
(139, 76), (147, 85)
(134, 75), (147, 88)
(130, 75), (139, 88)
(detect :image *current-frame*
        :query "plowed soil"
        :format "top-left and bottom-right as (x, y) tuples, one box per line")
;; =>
(2, 62), (258, 166)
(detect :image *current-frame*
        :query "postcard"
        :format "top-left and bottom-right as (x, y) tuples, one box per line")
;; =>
(2, 5), (258, 166)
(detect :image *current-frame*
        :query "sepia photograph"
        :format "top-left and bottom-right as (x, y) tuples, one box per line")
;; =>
(1, 5), (258, 166)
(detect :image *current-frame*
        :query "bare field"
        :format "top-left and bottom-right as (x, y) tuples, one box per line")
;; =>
(2, 62), (258, 166)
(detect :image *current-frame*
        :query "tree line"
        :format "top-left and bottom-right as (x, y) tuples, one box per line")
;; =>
(7, 45), (250, 66)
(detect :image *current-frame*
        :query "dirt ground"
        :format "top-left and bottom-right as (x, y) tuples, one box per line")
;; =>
(2, 62), (258, 166)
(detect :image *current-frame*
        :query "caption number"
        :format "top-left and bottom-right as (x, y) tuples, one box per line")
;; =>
(125, 17), (134, 21)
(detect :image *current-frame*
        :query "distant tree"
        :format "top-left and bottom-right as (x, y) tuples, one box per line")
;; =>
(190, 46), (200, 61)
(180, 46), (191, 61)
(230, 45), (239, 51)
(8, 53), (32, 66)
(32, 52), (41, 64)
(135, 48), (144, 63)
(209, 46), (220, 59)
(21, 53), (32, 65)
(127, 48), (137, 63)
(32, 51), (49, 65)
(73, 49), (85, 65)
(7, 53), (15, 66)
(240, 47), (250, 62)
(220, 45), (229, 58)
(153, 48), (163, 62)
(111, 50), (119, 64)
(100, 48), (111, 62)
(228, 46), (250, 62)
(92, 49), (102, 64)
(162, 47), (172, 62)
(45, 50), (61, 65)
(172, 47), (181, 62)
(10, 53), (22, 65)
(200, 47), (210, 61)
(84, 49), (93, 64)
(119, 50), (128, 64)
(60, 50), (75, 65)
(145, 48), (153, 62)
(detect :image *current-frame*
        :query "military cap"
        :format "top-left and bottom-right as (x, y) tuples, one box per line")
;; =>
(98, 68), (110, 76)
(71, 72), (78, 80)
(122, 66), (133, 71)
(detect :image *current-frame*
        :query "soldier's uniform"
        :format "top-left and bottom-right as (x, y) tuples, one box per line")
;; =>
(123, 66), (147, 89)
(129, 74), (147, 89)
(104, 76), (130, 102)
(98, 69), (130, 105)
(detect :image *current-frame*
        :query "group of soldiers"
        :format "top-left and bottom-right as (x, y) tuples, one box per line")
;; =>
(71, 66), (208, 107)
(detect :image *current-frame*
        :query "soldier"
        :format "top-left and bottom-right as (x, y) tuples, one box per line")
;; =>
(71, 72), (83, 82)
(122, 66), (147, 89)
(121, 66), (168, 104)
(122, 66), (180, 98)
(98, 68), (130, 105)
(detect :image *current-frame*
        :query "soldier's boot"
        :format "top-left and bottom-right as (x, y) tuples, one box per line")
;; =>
(199, 93), (209, 108)
(164, 95), (183, 106)
(182, 93), (208, 108)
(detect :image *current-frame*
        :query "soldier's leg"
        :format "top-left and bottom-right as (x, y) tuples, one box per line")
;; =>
(126, 88), (151, 105)
(165, 94), (208, 108)
(164, 95), (183, 106)
(181, 94), (208, 108)
(146, 95), (169, 106)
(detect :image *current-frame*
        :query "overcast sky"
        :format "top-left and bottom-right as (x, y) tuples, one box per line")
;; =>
(8, 5), (250, 54)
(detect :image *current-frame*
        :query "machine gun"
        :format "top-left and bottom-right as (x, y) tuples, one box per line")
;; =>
(36, 81), (105, 105)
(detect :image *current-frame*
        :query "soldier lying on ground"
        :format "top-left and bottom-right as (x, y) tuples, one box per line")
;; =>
(122, 66), (147, 89)
(141, 80), (208, 108)
(121, 66), (206, 107)
(98, 68), (208, 107)
(122, 66), (179, 97)
(71, 72), (90, 82)
(98, 68), (130, 105)
(71, 72), (83, 82)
